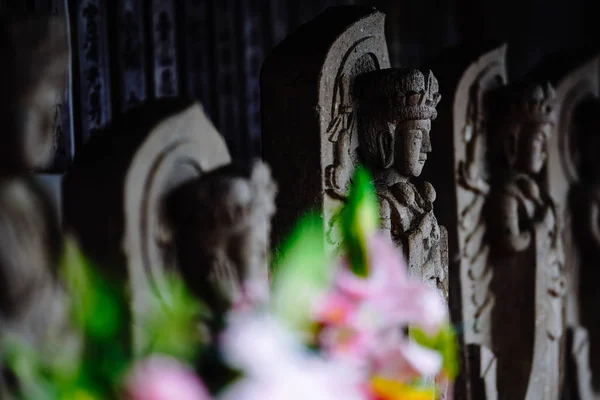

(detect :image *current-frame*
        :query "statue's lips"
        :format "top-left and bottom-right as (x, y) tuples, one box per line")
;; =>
(419, 153), (428, 161)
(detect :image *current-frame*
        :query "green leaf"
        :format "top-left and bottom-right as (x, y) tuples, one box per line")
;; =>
(59, 238), (127, 341)
(271, 213), (333, 336)
(1, 336), (61, 400)
(339, 166), (380, 277)
(410, 324), (460, 380)
(138, 273), (210, 364)
(59, 237), (132, 392)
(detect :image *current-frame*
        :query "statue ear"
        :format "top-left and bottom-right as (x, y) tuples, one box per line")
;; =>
(378, 130), (394, 169)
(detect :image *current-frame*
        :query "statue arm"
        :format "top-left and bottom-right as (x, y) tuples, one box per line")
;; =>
(498, 192), (531, 252)
(379, 197), (392, 242)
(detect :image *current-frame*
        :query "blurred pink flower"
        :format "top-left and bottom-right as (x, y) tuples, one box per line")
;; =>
(313, 232), (447, 379)
(218, 312), (365, 400)
(372, 332), (443, 381)
(124, 356), (212, 400)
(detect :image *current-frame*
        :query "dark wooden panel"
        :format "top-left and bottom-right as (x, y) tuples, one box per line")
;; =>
(73, 0), (112, 145)
(116, 0), (148, 111)
(181, 0), (214, 119)
(151, 0), (179, 98)
(268, 0), (290, 48)
(240, 0), (268, 158)
(213, 0), (244, 159)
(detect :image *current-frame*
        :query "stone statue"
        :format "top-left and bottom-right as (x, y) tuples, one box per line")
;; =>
(166, 160), (276, 315)
(490, 82), (565, 400)
(63, 100), (275, 349)
(353, 68), (447, 297)
(426, 43), (573, 399)
(261, 6), (448, 303)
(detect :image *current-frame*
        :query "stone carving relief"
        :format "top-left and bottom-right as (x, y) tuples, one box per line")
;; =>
(545, 54), (600, 399)
(262, 6), (448, 302)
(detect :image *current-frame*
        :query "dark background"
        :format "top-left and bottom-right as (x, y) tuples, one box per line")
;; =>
(2, 0), (598, 170)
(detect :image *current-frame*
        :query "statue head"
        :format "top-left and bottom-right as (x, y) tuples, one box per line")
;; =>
(505, 82), (557, 175)
(354, 68), (441, 178)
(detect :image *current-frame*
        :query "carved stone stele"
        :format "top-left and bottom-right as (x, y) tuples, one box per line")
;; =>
(262, 6), (389, 253)
(426, 44), (508, 400)
(262, 6), (448, 305)
(428, 44), (568, 400)
(62, 100), (232, 350)
(540, 53), (600, 399)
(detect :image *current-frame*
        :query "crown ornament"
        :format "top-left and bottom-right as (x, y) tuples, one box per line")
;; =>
(353, 68), (441, 122)
(513, 82), (558, 126)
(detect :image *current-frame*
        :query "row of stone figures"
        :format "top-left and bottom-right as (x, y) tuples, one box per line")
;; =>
(260, 6), (600, 400)
(0, 12), (277, 397)
(1, 6), (600, 400)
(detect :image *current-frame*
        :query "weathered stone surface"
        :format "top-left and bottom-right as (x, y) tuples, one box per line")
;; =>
(262, 6), (390, 253)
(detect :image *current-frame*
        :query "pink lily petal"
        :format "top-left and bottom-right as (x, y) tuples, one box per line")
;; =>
(373, 340), (443, 382)
(333, 260), (373, 299)
(319, 325), (374, 361)
(313, 292), (357, 325)
(125, 356), (212, 400)
(384, 283), (447, 333)
(367, 233), (408, 284)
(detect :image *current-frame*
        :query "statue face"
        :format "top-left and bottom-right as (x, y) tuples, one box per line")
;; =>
(394, 119), (432, 177)
(517, 123), (550, 174)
